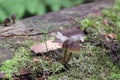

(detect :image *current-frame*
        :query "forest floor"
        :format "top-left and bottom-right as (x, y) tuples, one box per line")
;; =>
(0, 0), (120, 80)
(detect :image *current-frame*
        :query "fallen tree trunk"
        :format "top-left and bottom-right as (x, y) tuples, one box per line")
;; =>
(0, 0), (114, 37)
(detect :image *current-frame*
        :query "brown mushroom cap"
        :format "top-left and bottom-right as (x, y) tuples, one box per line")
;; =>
(62, 39), (72, 48)
(11, 14), (16, 20)
(62, 39), (81, 53)
(3, 18), (11, 24)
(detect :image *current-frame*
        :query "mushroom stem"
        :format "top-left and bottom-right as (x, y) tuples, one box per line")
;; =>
(11, 14), (16, 24)
(13, 19), (15, 24)
(62, 48), (67, 63)
(64, 53), (72, 65)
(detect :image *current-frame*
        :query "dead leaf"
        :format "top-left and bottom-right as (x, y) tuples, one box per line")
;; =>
(108, 33), (116, 39)
(37, 77), (44, 80)
(33, 58), (39, 62)
(31, 40), (62, 54)
(103, 19), (109, 26)
(19, 69), (28, 75)
(70, 34), (85, 42)
(55, 32), (68, 42)
(56, 31), (85, 42)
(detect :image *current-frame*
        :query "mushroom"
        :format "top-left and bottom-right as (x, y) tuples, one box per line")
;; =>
(3, 18), (11, 26)
(62, 39), (81, 65)
(11, 14), (16, 23)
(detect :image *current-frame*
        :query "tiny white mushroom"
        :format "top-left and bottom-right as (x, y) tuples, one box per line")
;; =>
(56, 32), (68, 42)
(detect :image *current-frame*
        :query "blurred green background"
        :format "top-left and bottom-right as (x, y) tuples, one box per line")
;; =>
(0, 0), (93, 23)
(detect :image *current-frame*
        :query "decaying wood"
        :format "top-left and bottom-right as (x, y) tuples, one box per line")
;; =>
(0, 0), (113, 37)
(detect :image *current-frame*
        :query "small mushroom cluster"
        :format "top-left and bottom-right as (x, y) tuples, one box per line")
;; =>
(31, 30), (86, 66)
(62, 39), (82, 65)
(3, 14), (16, 26)
(55, 31), (86, 65)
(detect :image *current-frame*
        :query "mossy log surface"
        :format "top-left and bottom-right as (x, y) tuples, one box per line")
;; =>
(0, 0), (113, 68)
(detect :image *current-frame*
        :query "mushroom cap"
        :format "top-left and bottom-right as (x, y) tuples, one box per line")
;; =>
(11, 14), (16, 20)
(62, 39), (72, 48)
(4, 18), (11, 23)
(62, 39), (81, 53)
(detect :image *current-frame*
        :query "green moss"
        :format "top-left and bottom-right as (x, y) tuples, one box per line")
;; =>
(0, 47), (32, 80)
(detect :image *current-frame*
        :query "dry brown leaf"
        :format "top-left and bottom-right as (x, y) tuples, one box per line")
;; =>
(103, 19), (109, 26)
(108, 33), (116, 39)
(33, 58), (40, 62)
(31, 40), (62, 54)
